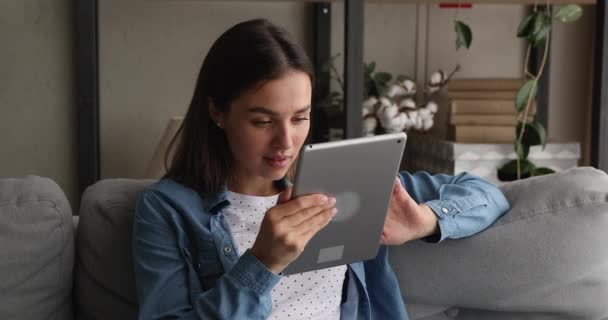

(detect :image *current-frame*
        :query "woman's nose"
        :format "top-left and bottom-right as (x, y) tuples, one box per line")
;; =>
(272, 123), (293, 150)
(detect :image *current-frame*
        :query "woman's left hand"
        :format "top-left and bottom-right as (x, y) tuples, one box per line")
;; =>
(380, 177), (439, 245)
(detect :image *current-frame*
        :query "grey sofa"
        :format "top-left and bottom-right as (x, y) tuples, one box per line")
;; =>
(1, 167), (608, 320)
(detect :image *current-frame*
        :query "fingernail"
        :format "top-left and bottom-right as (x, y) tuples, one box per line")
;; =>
(319, 195), (328, 203)
(331, 208), (338, 215)
(328, 197), (336, 205)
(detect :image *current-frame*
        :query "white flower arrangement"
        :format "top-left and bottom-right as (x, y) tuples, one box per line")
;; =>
(320, 56), (459, 137)
(360, 64), (459, 136)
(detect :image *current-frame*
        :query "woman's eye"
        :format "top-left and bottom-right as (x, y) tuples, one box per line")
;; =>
(293, 117), (309, 124)
(253, 120), (272, 127)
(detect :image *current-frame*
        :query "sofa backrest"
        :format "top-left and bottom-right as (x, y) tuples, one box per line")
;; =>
(75, 167), (608, 320)
(0, 176), (74, 320)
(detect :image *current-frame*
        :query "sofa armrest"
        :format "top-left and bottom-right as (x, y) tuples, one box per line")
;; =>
(0, 176), (74, 320)
(390, 167), (608, 319)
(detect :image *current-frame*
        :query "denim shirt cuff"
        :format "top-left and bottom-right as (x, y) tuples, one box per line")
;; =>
(227, 249), (282, 296)
(423, 199), (460, 243)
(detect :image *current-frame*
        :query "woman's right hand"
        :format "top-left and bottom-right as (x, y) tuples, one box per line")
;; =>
(250, 187), (337, 274)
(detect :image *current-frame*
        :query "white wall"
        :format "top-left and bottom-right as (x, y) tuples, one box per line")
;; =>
(548, 5), (595, 165)
(0, 0), (77, 205)
(99, 0), (311, 179)
(331, 3), (419, 82)
(331, 4), (526, 86)
(426, 4), (527, 80)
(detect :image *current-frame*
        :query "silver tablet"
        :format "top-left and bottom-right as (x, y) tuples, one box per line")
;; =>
(282, 132), (407, 275)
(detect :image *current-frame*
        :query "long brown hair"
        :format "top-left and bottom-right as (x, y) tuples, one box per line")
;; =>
(164, 19), (314, 194)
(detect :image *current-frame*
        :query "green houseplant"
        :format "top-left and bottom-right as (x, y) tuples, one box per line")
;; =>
(496, 4), (583, 181)
(452, 4), (583, 181)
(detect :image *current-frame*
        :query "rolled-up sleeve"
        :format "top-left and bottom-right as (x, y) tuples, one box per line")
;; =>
(398, 171), (510, 243)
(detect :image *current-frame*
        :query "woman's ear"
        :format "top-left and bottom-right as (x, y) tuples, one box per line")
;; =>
(208, 98), (224, 126)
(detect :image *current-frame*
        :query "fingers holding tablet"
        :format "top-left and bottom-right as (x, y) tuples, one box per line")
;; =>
(250, 192), (337, 274)
(300, 207), (337, 241)
(275, 192), (330, 218)
(285, 197), (336, 227)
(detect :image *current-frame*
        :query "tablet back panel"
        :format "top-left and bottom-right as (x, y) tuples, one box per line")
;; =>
(283, 132), (406, 275)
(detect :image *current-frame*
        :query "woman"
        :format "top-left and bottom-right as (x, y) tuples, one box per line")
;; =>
(133, 19), (510, 319)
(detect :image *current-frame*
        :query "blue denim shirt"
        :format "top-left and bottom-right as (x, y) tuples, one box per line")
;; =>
(132, 171), (510, 319)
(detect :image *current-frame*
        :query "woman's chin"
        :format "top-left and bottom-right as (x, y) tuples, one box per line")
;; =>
(268, 170), (289, 181)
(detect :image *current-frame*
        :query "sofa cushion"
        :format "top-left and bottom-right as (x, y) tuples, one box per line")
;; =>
(0, 176), (74, 320)
(75, 179), (152, 320)
(391, 167), (608, 319)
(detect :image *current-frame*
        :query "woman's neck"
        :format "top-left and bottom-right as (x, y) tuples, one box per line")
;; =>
(227, 177), (278, 196)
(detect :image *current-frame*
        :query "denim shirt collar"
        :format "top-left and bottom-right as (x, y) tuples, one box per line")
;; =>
(202, 177), (290, 214)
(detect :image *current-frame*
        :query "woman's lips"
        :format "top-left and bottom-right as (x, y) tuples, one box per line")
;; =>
(264, 156), (290, 169)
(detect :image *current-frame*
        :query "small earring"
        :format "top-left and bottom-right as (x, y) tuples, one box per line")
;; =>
(216, 122), (222, 128)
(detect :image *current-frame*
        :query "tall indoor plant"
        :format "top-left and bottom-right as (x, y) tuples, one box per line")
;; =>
(452, 4), (584, 181)
(497, 4), (583, 181)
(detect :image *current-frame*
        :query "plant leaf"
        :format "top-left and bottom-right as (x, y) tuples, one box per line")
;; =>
(530, 121), (547, 147)
(376, 83), (389, 97)
(374, 72), (392, 97)
(497, 159), (535, 181)
(531, 13), (551, 47)
(368, 61), (376, 73)
(454, 20), (472, 50)
(516, 80), (537, 112)
(517, 13), (537, 38)
(364, 62), (374, 78)
(532, 167), (556, 176)
(364, 78), (375, 97)
(396, 75), (408, 83)
(374, 72), (392, 85)
(532, 25), (550, 47)
(554, 5), (583, 23)
(517, 120), (547, 147)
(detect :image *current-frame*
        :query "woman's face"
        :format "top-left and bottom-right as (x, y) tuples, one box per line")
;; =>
(214, 70), (312, 192)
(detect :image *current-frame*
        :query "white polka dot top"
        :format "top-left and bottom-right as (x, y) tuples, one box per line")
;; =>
(224, 191), (347, 320)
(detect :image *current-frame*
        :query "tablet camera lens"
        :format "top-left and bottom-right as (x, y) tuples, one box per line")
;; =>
(397, 140), (401, 144)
